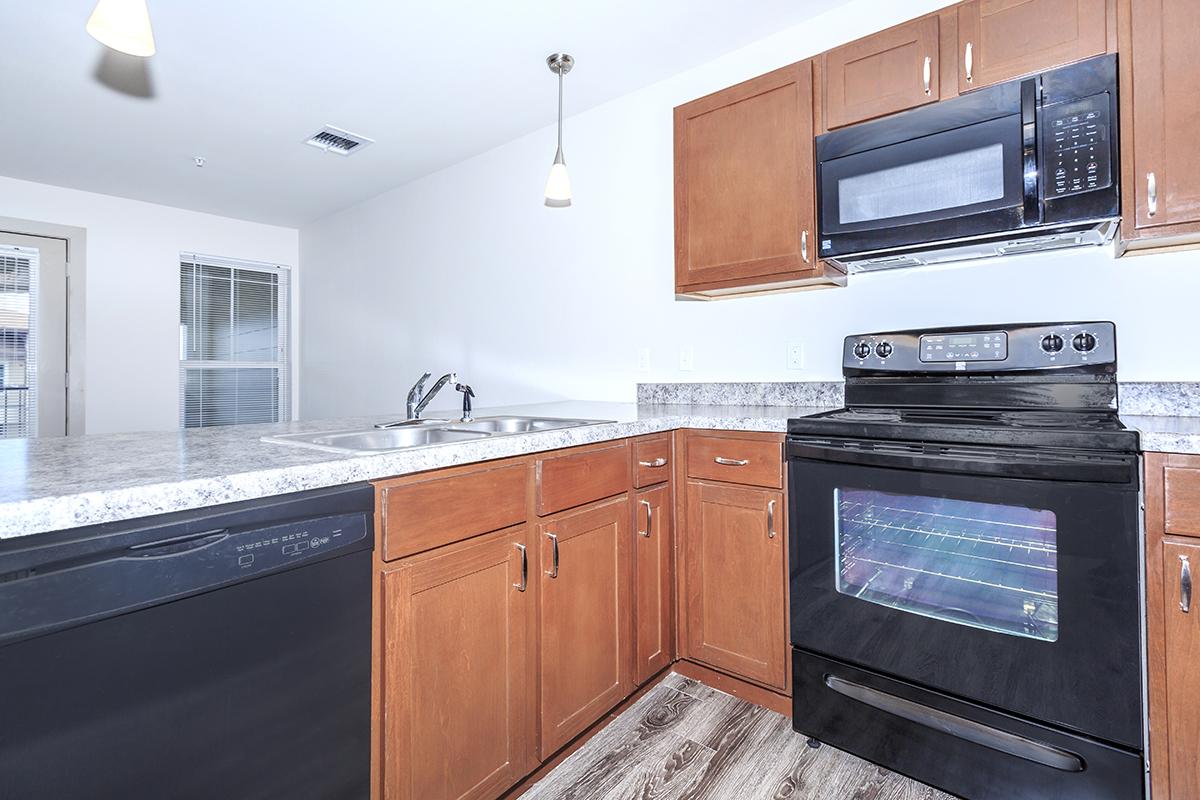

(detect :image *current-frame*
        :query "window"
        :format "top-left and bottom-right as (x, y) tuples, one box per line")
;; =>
(0, 245), (36, 438)
(179, 254), (290, 428)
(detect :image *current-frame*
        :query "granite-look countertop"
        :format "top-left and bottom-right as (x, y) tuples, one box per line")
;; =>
(0, 401), (834, 540)
(1121, 415), (1200, 457)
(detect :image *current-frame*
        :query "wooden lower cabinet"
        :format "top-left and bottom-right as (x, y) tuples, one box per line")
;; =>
(379, 526), (536, 800)
(537, 496), (634, 757)
(1159, 538), (1200, 799)
(681, 480), (787, 690)
(634, 484), (674, 684)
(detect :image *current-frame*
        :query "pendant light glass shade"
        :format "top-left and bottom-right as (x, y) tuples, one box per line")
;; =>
(87, 0), (156, 58)
(544, 54), (574, 208)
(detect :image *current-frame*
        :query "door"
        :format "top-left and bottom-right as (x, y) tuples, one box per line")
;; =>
(634, 485), (673, 684)
(1162, 538), (1200, 799)
(788, 440), (1142, 748)
(958, 0), (1109, 91)
(683, 480), (786, 690)
(674, 61), (819, 292)
(381, 527), (536, 800)
(538, 497), (632, 757)
(823, 15), (942, 129)
(0, 232), (67, 437)
(1128, 0), (1200, 233)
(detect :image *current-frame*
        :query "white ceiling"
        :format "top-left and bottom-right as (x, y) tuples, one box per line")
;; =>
(1, 1), (844, 226)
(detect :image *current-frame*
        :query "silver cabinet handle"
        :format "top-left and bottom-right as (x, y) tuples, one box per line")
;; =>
(714, 457), (749, 467)
(801, 229), (809, 263)
(545, 532), (559, 578)
(638, 458), (667, 468)
(1181, 555), (1192, 613)
(923, 56), (932, 96)
(639, 499), (653, 538)
(965, 42), (974, 84)
(1147, 172), (1158, 217)
(767, 499), (777, 539)
(513, 543), (528, 592)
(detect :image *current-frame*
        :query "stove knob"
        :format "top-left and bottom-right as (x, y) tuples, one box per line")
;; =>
(1040, 334), (1064, 353)
(853, 341), (872, 359)
(1072, 332), (1097, 352)
(875, 341), (894, 359)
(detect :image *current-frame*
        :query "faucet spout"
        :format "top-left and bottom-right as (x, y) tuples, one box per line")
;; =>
(411, 372), (457, 419)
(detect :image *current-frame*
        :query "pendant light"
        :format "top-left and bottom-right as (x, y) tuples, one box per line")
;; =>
(86, 0), (156, 58)
(544, 53), (574, 208)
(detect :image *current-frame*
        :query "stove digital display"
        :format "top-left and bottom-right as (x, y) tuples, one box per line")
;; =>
(920, 331), (1008, 362)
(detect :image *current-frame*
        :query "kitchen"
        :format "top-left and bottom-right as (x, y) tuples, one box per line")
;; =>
(0, 0), (1197, 798)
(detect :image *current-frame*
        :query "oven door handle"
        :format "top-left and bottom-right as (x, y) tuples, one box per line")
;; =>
(787, 438), (1135, 484)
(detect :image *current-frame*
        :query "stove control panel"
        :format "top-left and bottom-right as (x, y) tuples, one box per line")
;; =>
(845, 322), (1116, 372)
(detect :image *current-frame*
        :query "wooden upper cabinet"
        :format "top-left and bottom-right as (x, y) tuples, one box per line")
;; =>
(633, 484), (674, 685)
(1122, 0), (1200, 248)
(823, 15), (943, 129)
(537, 497), (633, 757)
(674, 60), (844, 297)
(957, 0), (1109, 91)
(681, 480), (787, 690)
(380, 527), (535, 800)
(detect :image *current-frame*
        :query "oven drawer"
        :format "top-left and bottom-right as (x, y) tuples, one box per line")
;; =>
(686, 434), (781, 488)
(792, 648), (1144, 800)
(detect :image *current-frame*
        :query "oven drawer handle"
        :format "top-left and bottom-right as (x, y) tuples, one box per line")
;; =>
(824, 675), (1084, 773)
(1181, 554), (1192, 613)
(714, 457), (750, 467)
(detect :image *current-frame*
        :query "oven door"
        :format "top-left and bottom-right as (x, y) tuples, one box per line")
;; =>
(787, 437), (1141, 749)
(816, 77), (1037, 258)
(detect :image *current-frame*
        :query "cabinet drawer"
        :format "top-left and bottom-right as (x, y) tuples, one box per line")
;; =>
(536, 443), (630, 516)
(1165, 466), (1200, 537)
(633, 437), (671, 488)
(686, 434), (782, 488)
(378, 462), (528, 561)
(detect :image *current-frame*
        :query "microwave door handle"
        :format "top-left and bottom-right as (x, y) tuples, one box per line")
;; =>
(1021, 77), (1041, 225)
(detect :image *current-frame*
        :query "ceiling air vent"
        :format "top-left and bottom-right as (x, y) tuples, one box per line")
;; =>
(304, 125), (374, 156)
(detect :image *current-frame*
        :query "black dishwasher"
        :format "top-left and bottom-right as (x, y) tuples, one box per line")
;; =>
(0, 483), (374, 800)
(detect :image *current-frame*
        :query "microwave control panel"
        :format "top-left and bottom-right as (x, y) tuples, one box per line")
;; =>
(1043, 93), (1112, 198)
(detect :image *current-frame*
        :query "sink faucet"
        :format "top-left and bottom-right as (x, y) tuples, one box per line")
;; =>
(406, 372), (457, 420)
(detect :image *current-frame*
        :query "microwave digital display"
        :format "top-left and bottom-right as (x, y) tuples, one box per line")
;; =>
(920, 331), (1008, 362)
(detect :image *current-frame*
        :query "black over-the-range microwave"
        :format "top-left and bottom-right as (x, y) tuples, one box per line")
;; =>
(815, 54), (1120, 273)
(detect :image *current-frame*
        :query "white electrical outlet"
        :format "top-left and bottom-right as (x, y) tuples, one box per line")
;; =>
(637, 347), (651, 372)
(787, 343), (805, 370)
(679, 345), (695, 371)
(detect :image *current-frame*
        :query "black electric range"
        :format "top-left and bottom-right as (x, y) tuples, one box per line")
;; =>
(786, 321), (1145, 800)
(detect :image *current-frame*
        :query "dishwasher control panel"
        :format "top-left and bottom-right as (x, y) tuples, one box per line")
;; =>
(231, 513), (367, 570)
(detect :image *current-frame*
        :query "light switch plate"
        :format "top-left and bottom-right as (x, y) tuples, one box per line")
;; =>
(679, 345), (695, 371)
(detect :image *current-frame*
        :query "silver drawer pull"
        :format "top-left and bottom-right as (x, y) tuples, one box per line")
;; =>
(545, 532), (559, 579)
(965, 42), (974, 84)
(922, 56), (932, 95)
(513, 543), (527, 592)
(639, 499), (653, 538)
(638, 457), (667, 468)
(1181, 555), (1192, 613)
(767, 499), (777, 539)
(1147, 172), (1158, 217)
(714, 457), (749, 467)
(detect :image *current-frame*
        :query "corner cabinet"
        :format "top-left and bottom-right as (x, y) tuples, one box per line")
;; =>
(673, 60), (845, 299)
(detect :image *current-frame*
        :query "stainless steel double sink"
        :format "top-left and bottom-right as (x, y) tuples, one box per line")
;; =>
(261, 415), (612, 455)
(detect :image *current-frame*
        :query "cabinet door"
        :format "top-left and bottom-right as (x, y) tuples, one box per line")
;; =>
(957, 0), (1108, 91)
(381, 527), (535, 800)
(682, 481), (786, 690)
(634, 485), (674, 685)
(1162, 538), (1200, 799)
(824, 15), (942, 129)
(1127, 0), (1200, 235)
(538, 497), (633, 757)
(674, 61), (820, 292)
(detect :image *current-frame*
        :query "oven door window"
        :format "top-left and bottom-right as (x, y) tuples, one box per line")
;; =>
(834, 488), (1058, 642)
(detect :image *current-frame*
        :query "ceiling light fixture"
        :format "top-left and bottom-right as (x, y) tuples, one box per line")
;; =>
(544, 53), (574, 208)
(86, 0), (156, 58)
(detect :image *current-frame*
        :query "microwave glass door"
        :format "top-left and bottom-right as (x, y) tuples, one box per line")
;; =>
(820, 114), (1025, 238)
(834, 488), (1058, 642)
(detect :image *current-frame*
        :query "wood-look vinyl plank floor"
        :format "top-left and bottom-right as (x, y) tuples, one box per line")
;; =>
(522, 673), (956, 800)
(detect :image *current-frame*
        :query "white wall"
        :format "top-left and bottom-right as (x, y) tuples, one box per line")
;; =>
(0, 176), (299, 434)
(300, 0), (1200, 419)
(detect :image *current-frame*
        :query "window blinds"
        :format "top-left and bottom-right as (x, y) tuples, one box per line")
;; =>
(0, 245), (37, 439)
(179, 253), (290, 428)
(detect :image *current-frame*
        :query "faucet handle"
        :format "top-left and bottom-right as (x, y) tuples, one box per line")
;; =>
(410, 371), (432, 397)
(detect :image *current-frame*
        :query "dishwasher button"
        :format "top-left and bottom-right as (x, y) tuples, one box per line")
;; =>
(237, 554), (254, 568)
